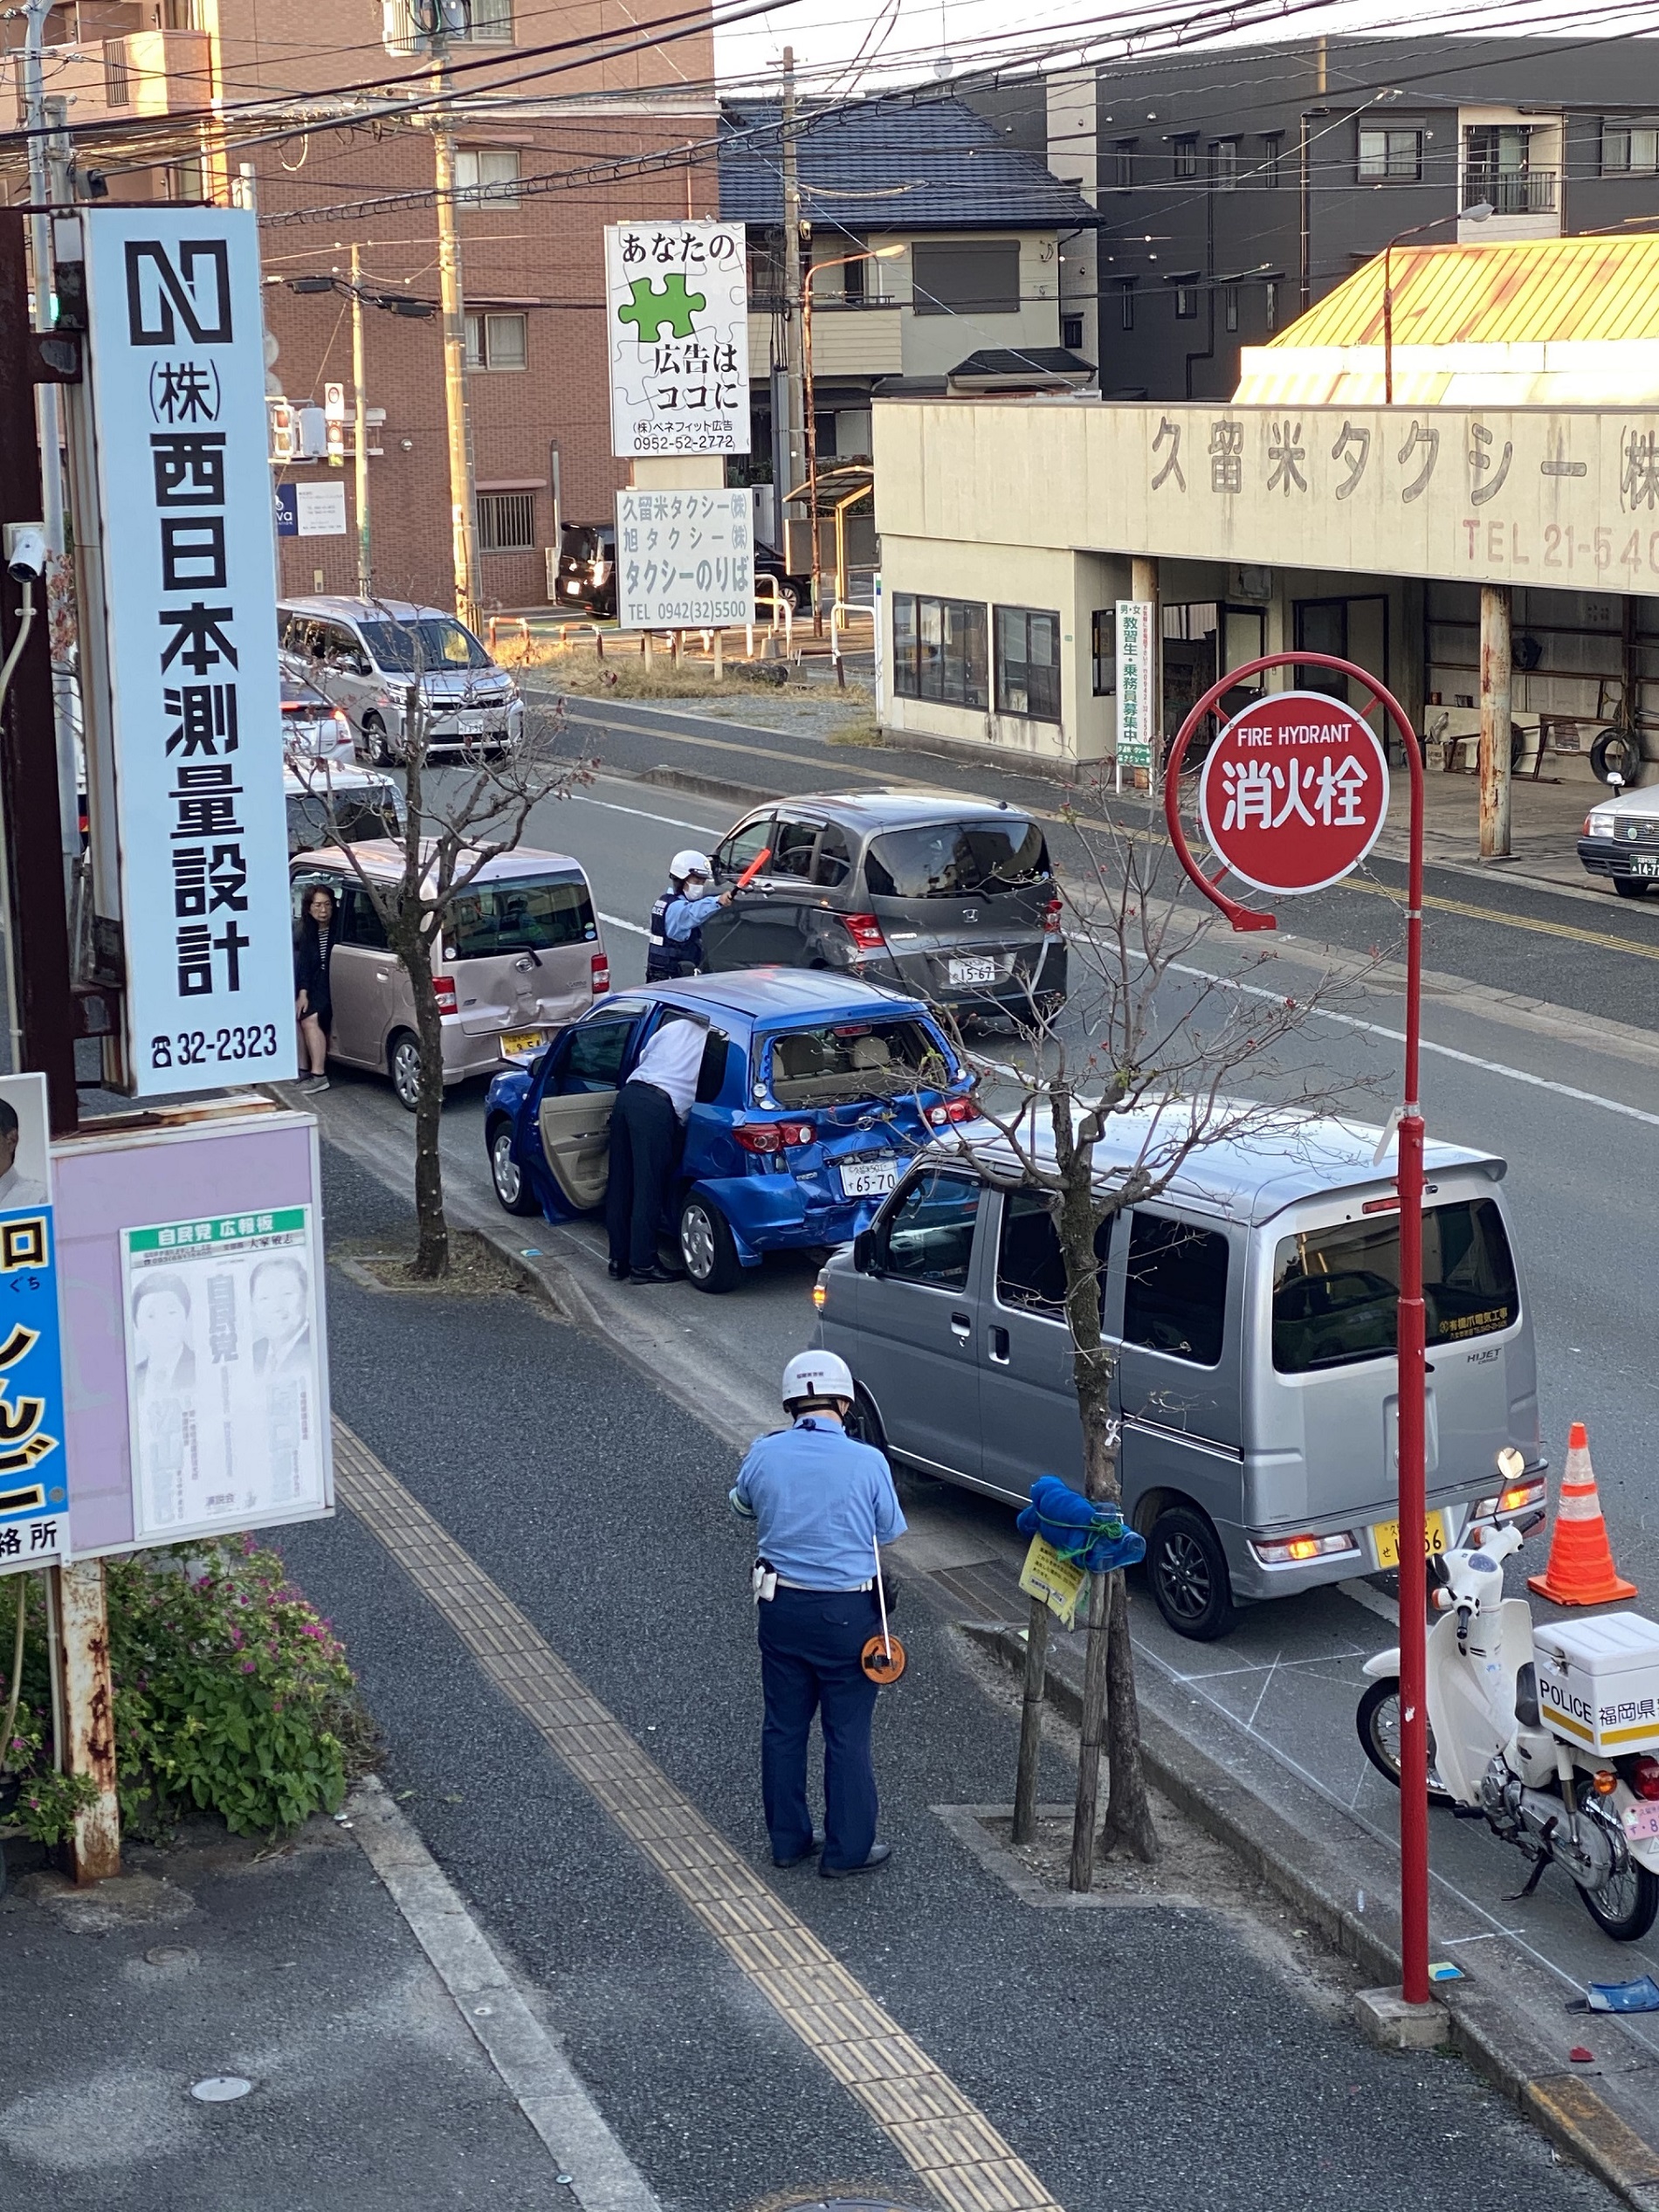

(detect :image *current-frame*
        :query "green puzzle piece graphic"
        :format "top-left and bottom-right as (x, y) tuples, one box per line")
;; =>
(617, 272), (706, 344)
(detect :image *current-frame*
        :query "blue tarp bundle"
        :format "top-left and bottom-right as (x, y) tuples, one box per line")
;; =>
(1017, 1474), (1146, 1575)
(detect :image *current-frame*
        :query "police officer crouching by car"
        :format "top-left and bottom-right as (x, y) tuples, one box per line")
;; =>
(645, 850), (732, 982)
(729, 1351), (906, 1878)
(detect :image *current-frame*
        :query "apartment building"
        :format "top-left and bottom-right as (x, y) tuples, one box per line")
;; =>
(970, 36), (1659, 402)
(9, 0), (718, 610)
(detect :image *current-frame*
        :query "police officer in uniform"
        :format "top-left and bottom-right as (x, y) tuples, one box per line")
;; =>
(730, 1350), (906, 1877)
(645, 850), (732, 982)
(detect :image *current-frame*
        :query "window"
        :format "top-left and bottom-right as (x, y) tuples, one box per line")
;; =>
(713, 815), (774, 878)
(864, 819), (1049, 900)
(382, 0), (512, 47)
(994, 606), (1062, 723)
(1264, 279), (1278, 333)
(1172, 136), (1198, 180)
(337, 885), (389, 950)
(1602, 120), (1659, 175)
(1212, 139), (1239, 192)
(104, 39), (130, 104)
(464, 310), (527, 370)
(767, 1020), (954, 1108)
(878, 1169), (981, 1289)
(1122, 1212), (1229, 1367)
(841, 250), (866, 304)
(1111, 138), (1138, 191)
(455, 0), (512, 39)
(1091, 608), (1115, 696)
(1224, 286), (1239, 334)
(891, 593), (988, 708)
(995, 1189), (1114, 1317)
(1261, 131), (1283, 189)
(770, 817), (822, 879)
(1271, 1200), (1518, 1375)
(476, 491), (534, 553)
(556, 1006), (645, 1094)
(1174, 285), (1197, 320)
(910, 239), (1020, 316)
(454, 147), (521, 205)
(448, 873), (597, 959)
(1062, 314), (1084, 351)
(359, 617), (489, 671)
(813, 823), (852, 888)
(1359, 126), (1423, 182)
(1119, 282), (1135, 332)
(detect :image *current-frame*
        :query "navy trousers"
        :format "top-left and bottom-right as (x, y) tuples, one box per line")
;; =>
(604, 1080), (680, 1274)
(757, 1585), (882, 1873)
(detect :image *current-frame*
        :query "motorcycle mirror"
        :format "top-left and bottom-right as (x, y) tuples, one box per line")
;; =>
(1497, 1445), (1527, 1483)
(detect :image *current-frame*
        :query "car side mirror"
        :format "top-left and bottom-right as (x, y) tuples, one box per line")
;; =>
(852, 1229), (878, 1275)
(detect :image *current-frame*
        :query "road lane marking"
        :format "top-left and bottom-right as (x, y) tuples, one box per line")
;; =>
(598, 912), (648, 936)
(570, 789), (727, 835)
(332, 1417), (1065, 2212)
(1329, 871), (1659, 963)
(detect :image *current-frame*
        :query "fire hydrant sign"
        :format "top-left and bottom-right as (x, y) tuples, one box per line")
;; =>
(604, 221), (749, 458)
(79, 207), (297, 1095)
(1199, 691), (1390, 894)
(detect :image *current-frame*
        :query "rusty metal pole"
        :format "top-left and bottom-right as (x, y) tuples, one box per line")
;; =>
(55, 1559), (120, 1882)
(1479, 583), (1512, 859)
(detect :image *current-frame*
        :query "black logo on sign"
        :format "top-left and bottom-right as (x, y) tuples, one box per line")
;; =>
(124, 240), (232, 347)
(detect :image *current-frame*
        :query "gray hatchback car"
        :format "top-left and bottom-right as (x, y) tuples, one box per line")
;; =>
(700, 792), (1067, 1020)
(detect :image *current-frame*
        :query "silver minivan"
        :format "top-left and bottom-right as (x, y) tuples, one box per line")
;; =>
(290, 843), (609, 1108)
(278, 596), (524, 765)
(816, 1108), (1545, 1639)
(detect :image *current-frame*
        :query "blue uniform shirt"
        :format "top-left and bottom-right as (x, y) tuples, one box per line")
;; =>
(731, 1415), (906, 1588)
(664, 891), (724, 942)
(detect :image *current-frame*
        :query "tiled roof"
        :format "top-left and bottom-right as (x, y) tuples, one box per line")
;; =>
(1274, 235), (1659, 348)
(719, 95), (1099, 232)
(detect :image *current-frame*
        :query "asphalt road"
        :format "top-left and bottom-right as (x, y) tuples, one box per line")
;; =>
(306, 701), (1659, 2058)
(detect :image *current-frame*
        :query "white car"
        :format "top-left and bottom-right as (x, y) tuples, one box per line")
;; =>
(1578, 775), (1659, 898)
(279, 653), (355, 762)
(277, 596), (525, 766)
(284, 760), (406, 857)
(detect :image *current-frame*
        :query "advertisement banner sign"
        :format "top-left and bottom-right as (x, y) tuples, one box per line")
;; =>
(616, 486), (754, 629)
(603, 221), (749, 458)
(1198, 690), (1390, 894)
(0, 1075), (66, 1576)
(121, 1202), (328, 1546)
(81, 208), (297, 1095)
(1116, 598), (1155, 773)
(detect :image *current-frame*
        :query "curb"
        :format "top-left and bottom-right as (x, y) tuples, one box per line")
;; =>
(638, 762), (783, 810)
(961, 1621), (1659, 2212)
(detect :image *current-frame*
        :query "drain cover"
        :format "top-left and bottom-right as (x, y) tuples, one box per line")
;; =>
(189, 2076), (252, 2104)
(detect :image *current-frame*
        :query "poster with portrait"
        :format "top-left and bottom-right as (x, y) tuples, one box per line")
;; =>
(120, 1202), (327, 1544)
(0, 1072), (66, 1575)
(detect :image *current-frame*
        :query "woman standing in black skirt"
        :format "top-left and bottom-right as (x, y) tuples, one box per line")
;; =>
(293, 884), (338, 1093)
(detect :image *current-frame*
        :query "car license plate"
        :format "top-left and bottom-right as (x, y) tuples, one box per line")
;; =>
(949, 955), (997, 986)
(498, 1030), (547, 1059)
(1631, 857), (1659, 877)
(1372, 1511), (1450, 1570)
(839, 1154), (898, 1198)
(1623, 1802), (1659, 1843)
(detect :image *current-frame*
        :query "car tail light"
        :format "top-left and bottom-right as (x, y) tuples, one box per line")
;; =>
(840, 913), (886, 954)
(1251, 1530), (1358, 1567)
(735, 1120), (814, 1153)
(1631, 1756), (1659, 1802)
(1043, 896), (1064, 936)
(944, 1094), (975, 1123)
(590, 951), (609, 995)
(1473, 1476), (1547, 1521)
(433, 975), (458, 1014)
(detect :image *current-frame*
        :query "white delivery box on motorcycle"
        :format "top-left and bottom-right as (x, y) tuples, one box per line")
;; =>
(1535, 1612), (1659, 1760)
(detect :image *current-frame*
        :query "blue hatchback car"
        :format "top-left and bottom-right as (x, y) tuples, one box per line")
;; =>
(483, 969), (978, 1292)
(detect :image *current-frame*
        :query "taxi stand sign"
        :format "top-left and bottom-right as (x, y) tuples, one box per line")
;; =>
(0, 1074), (68, 1577)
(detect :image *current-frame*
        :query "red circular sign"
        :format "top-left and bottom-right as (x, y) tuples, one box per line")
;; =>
(1197, 690), (1390, 896)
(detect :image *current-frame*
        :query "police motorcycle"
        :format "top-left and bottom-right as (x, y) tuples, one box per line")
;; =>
(1356, 1516), (1659, 1940)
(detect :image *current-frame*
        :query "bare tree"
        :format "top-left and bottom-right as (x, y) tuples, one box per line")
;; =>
(933, 814), (1378, 1887)
(289, 602), (589, 1278)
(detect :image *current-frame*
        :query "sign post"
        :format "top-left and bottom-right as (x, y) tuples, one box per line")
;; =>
(1115, 598), (1154, 793)
(1163, 656), (1432, 2012)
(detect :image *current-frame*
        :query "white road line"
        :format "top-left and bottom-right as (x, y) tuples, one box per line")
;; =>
(598, 912), (649, 936)
(570, 790), (723, 834)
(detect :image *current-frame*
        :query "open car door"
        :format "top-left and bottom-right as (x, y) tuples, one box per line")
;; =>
(533, 1002), (646, 1211)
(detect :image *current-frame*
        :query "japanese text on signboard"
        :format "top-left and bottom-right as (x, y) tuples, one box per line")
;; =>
(82, 210), (296, 1095)
(603, 223), (749, 459)
(616, 487), (754, 629)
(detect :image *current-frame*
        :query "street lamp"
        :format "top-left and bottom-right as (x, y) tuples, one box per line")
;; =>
(802, 244), (904, 634)
(1382, 201), (1492, 403)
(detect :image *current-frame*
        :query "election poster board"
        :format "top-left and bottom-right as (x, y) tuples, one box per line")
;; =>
(79, 208), (297, 1096)
(603, 221), (749, 458)
(616, 486), (754, 629)
(0, 1074), (67, 1576)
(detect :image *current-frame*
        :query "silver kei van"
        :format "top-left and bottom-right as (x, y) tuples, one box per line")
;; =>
(816, 1106), (1545, 1640)
(290, 844), (609, 1109)
(278, 596), (524, 765)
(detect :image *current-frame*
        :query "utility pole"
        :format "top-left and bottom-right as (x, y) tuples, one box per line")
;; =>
(780, 47), (807, 590)
(430, 31), (478, 632)
(351, 243), (372, 596)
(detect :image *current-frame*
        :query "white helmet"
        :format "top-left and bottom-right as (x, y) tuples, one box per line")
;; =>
(670, 849), (713, 885)
(781, 1348), (855, 1409)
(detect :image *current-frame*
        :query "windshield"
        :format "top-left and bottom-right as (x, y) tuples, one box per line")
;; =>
(864, 820), (1049, 899)
(447, 874), (595, 958)
(360, 618), (491, 674)
(1272, 1198), (1518, 1375)
(766, 1018), (953, 1107)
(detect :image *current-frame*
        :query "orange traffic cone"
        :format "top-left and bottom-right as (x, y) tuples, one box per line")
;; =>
(1527, 1422), (1637, 1607)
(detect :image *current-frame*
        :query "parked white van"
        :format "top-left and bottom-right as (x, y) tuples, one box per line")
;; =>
(278, 596), (524, 765)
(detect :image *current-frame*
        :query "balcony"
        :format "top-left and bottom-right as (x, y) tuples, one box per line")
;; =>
(28, 30), (212, 122)
(1467, 169), (1558, 217)
(747, 304), (905, 384)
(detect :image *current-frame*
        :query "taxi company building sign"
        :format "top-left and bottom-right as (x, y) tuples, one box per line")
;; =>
(882, 402), (1659, 591)
(81, 209), (296, 1098)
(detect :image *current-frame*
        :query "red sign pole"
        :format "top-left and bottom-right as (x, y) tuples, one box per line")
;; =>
(1161, 652), (1430, 2009)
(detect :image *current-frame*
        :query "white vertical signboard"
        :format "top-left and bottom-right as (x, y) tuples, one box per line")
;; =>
(616, 486), (754, 628)
(81, 209), (297, 1095)
(604, 221), (749, 458)
(1115, 597), (1156, 789)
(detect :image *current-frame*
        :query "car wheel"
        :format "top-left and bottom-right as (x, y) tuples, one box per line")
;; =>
(1614, 877), (1650, 899)
(679, 1194), (740, 1293)
(363, 712), (395, 768)
(1147, 1504), (1238, 1641)
(1354, 1677), (1456, 1806)
(488, 1120), (537, 1216)
(843, 1389), (885, 1451)
(389, 1030), (425, 1113)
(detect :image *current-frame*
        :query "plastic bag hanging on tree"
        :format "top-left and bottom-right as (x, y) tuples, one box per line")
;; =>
(1017, 1474), (1146, 1575)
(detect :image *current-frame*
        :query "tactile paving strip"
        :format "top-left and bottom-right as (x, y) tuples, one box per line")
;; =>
(332, 1417), (1065, 2212)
